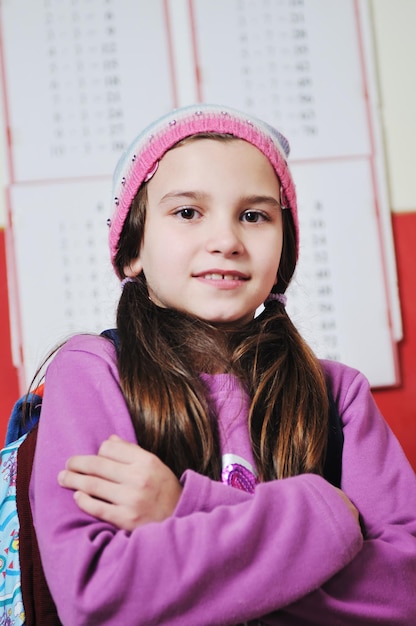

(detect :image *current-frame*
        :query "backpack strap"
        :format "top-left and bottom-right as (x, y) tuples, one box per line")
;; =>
(5, 388), (44, 445)
(100, 328), (120, 354)
(323, 386), (344, 488)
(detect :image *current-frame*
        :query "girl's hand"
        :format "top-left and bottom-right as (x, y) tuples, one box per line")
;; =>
(57, 435), (182, 531)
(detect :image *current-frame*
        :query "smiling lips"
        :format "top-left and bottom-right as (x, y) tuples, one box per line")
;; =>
(204, 273), (247, 281)
(195, 270), (249, 282)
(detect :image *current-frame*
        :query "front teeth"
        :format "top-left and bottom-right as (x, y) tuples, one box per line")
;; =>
(205, 273), (240, 280)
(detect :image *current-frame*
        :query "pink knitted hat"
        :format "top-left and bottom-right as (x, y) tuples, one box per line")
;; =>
(108, 104), (298, 273)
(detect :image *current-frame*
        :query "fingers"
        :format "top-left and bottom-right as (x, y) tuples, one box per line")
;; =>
(72, 491), (144, 531)
(98, 438), (167, 480)
(73, 490), (111, 519)
(61, 437), (148, 482)
(58, 466), (125, 504)
(63, 454), (127, 485)
(57, 436), (183, 530)
(57, 439), (163, 506)
(98, 436), (146, 465)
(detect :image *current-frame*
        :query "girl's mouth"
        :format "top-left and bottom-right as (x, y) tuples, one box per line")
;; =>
(203, 273), (248, 281)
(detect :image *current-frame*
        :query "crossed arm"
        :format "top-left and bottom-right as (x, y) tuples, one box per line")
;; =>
(58, 434), (359, 531)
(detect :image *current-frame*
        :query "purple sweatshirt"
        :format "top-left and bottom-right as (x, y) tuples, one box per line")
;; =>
(30, 334), (416, 625)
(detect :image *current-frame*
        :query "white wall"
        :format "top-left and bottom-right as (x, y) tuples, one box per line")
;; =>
(371, 0), (416, 213)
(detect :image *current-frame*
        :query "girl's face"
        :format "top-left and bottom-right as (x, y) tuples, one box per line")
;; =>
(125, 138), (283, 327)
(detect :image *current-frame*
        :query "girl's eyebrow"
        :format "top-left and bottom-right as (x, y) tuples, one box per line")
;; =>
(159, 190), (281, 208)
(242, 195), (281, 209)
(159, 190), (208, 204)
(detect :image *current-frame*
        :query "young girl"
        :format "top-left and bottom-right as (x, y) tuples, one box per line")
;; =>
(30, 104), (416, 625)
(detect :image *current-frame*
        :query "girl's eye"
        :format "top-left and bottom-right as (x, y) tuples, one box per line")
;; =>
(241, 210), (268, 223)
(176, 207), (199, 220)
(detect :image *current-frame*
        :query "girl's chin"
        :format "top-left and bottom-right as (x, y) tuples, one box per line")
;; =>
(201, 313), (256, 328)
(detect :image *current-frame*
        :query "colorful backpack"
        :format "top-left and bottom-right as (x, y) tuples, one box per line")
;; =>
(0, 329), (344, 625)
(0, 387), (60, 626)
(0, 434), (25, 625)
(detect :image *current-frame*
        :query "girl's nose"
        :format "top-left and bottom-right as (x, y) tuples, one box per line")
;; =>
(205, 220), (245, 256)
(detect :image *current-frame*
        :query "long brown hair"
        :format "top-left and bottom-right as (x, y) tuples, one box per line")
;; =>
(114, 135), (329, 482)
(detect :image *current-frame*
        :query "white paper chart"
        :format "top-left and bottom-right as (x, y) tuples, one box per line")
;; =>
(8, 179), (120, 377)
(0, 0), (401, 388)
(0, 0), (174, 181)
(191, 0), (370, 159)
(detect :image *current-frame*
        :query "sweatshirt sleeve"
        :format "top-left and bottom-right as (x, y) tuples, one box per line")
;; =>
(30, 336), (363, 626)
(264, 361), (416, 626)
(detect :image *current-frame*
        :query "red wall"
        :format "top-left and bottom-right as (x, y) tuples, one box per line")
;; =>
(372, 212), (416, 467)
(1, 214), (415, 470)
(0, 228), (19, 435)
